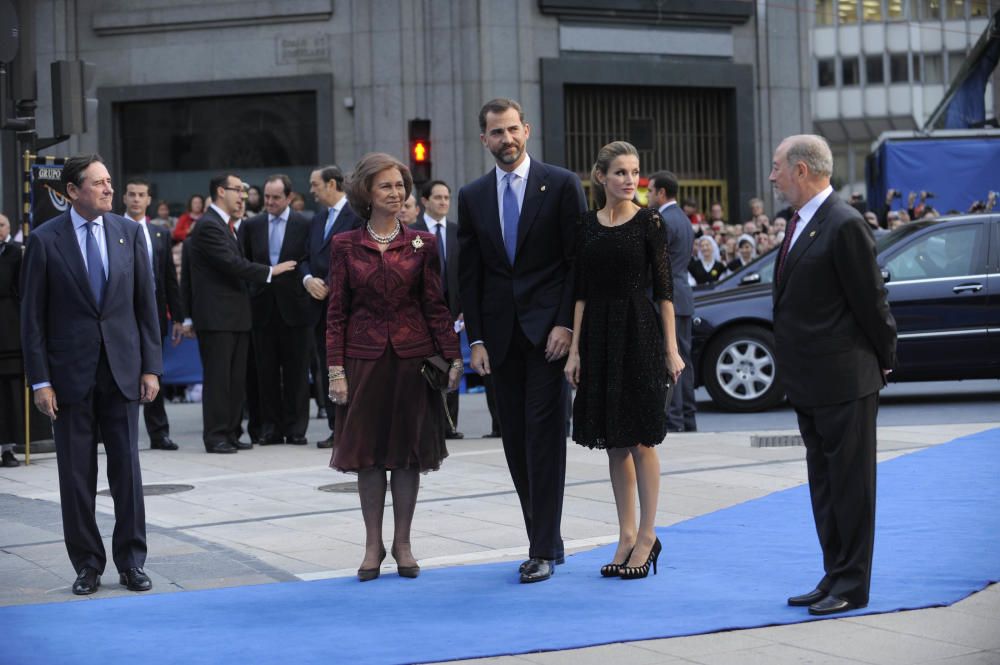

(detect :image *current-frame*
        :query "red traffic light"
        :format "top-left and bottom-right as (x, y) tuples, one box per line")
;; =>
(412, 140), (429, 163)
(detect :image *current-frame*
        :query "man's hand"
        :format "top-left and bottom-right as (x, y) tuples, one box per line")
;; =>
(882, 368), (893, 377)
(34, 386), (58, 420)
(544, 327), (571, 362)
(470, 344), (491, 376)
(170, 324), (185, 347)
(305, 276), (329, 300)
(182, 322), (195, 339)
(273, 260), (297, 276)
(140, 374), (160, 403)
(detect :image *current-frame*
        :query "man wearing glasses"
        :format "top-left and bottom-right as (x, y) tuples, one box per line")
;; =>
(182, 174), (297, 453)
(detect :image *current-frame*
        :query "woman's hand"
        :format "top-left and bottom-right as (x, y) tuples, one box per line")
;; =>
(329, 377), (349, 406)
(666, 350), (685, 384)
(447, 366), (462, 392)
(564, 349), (581, 389)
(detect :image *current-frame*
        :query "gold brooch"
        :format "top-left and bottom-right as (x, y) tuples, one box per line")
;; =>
(411, 236), (424, 250)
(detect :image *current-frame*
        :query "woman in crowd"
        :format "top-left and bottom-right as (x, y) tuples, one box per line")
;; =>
(327, 153), (462, 581)
(172, 194), (205, 242)
(564, 141), (684, 580)
(726, 234), (757, 273)
(246, 185), (263, 215)
(152, 200), (176, 230)
(688, 236), (726, 285)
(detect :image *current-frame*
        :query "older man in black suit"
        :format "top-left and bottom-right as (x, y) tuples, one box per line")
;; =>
(458, 98), (587, 583)
(182, 173), (298, 454)
(240, 174), (315, 446)
(648, 171), (697, 432)
(770, 134), (897, 616)
(302, 165), (363, 448)
(20, 154), (162, 595)
(122, 177), (185, 450)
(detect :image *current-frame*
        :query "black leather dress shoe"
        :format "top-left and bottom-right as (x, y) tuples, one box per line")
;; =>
(151, 437), (179, 451)
(258, 435), (284, 446)
(286, 436), (308, 445)
(205, 441), (237, 454)
(316, 406), (327, 420)
(230, 439), (252, 450)
(787, 587), (828, 606)
(809, 595), (865, 616)
(119, 567), (152, 592)
(445, 430), (465, 440)
(72, 568), (101, 595)
(519, 558), (554, 583)
(483, 430), (501, 438)
(316, 435), (334, 449)
(1, 450), (20, 467)
(517, 555), (565, 574)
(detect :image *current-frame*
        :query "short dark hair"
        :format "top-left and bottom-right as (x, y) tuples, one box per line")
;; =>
(209, 173), (238, 202)
(61, 154), (105, 189)
(478, 98), (525, 133)
(420, 179), (450, 200)
(125, 177), (151, 190)
(316, 165), (344, 189)
(345, 153), (413, 220)
(265, 174), (293, 197)
(647, 171), (679, 199)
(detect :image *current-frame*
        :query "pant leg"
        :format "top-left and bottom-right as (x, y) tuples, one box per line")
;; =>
(253, 321), (282, 439)
(280, 324), (313, 439)
(667, 315), (696, 430)
(484, 375), (501, 434)
(491, 338), (531, 543)
(142, 389), (170, 443)
(229, 332), (250, 443)
(315, 314), (336, 432)
(245, 333), (260, 442)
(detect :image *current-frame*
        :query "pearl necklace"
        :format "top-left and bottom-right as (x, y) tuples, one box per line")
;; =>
(366, 220), (401, 244)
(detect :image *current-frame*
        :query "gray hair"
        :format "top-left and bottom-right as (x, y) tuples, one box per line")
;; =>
(783, 134), (833, 178)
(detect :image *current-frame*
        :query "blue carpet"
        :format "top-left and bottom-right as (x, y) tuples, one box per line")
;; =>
(4, 429), (999, 665)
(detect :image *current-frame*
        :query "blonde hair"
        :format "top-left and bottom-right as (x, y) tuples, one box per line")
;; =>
(345, 153), (413, 219)
(590, 141), (639, 209)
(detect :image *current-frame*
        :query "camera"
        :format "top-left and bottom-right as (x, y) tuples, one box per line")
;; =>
(888, 189), (902, 199)
(921, 191), (936, 199)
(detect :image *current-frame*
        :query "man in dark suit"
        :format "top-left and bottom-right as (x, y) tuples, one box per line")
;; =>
(770, 135), (897, 616)
(239, 174), (314, 445)
(413, 179), (464, 439)
(0, 213), (24, 467)
(20, 154), (162, 595)
(458, 98), (587, 583)
(181, 173), (298, 454)
(648, 171), (697, 432)
(303, 165), (363, 448)
(123, 178), (184, 450)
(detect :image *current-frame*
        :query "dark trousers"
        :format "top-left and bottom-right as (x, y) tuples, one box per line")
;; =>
(313, 314), (335, 432)
(53, 348), (146, 574)
(484, 375), (501, 435)
(0, 373), (25, 445)
(142, 389), (170, 443)
(667, 315), (697, 431)
(253, 318), (312, 440)
(245, 335), (260, 442)
(198, 330), (249, 448)
(491, 323), (566, 561)
(794, 391), (879, 605)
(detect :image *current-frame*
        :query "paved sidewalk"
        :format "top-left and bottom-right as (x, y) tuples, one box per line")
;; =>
(1, 396), (997, 665)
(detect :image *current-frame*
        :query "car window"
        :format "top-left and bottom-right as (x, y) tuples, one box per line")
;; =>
(884, 225), (980, 281)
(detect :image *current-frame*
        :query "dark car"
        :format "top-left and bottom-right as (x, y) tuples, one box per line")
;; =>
(691, 214), (1000, 412)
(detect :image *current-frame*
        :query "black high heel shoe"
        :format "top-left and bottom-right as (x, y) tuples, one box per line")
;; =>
(392, 544), (420, 579)
(600, 548), (634, 577)
(620, 538), (661, 580)
(358, 546), (387, 582)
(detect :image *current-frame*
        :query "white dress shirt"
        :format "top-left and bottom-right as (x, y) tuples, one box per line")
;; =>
(787, 185), (834, 252)
(495, 154), (531, 243)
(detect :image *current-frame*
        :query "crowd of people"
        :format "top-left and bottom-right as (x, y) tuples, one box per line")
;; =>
(3, 98), (896, 618)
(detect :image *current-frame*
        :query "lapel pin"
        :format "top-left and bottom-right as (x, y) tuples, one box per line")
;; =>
(540, 185), (546, 192)
(119, 238), (125, 244)
(809, 230), (816, 237)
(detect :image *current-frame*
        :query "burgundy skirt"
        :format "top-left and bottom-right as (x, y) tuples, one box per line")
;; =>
(330, 348), (448, 473)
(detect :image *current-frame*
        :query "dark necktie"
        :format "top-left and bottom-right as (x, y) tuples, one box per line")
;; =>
(502, 172), (519, 264)
(85, 221), (107, 307)
(434, 222), (446, 286)
(776, 212), (801, 284)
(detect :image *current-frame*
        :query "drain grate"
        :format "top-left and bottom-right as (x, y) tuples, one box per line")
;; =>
(98, 483), (195, 497)
(318, 482), (359, 493)
(750, 434), (804, 448)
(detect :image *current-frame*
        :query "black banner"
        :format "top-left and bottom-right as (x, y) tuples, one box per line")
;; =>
(29, 161), (69, 228)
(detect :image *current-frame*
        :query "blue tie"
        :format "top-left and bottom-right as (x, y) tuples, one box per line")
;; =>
(269, 216), (283, 265)
(85, 221), (106, 308)
(502, 172), (519, 264)
(323, 208), (337, 242)
(434, 222), (446, 289)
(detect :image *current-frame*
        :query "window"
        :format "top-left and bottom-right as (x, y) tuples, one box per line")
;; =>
(890, 54), (910, 82)
(839, 0), (859, 23)
(948, 50), (967, 81)
(818, 59), (837, 87)
(916, 0), (942, 19)
(842, 57), (861, 85)
(884, 226), (980, 280)
(866, 54), (886, 83)
(945, 0), (965, 19)
(923, 53), (944, 84)
(971, 0), (990, 17)
(816, 0), (835, 24)
(863, 0), (884, 21)
(912, 55), (922, 82)
(887, 0), (906, 19)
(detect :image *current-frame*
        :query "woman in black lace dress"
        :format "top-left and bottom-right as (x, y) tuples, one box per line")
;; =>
(564, 141), (685, 580)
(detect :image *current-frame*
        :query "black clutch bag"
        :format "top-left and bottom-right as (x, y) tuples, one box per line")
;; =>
(420, 355), (456, 431)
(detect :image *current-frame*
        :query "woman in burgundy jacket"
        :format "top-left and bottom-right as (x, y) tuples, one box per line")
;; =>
(327, 153), (462, 581)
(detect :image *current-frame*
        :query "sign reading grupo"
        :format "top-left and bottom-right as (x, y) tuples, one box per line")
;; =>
(30, 163), (70, 229)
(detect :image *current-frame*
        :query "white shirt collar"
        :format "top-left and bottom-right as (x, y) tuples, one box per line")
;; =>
(209, 203), (231, 225)
(658, 201), (677, 214)
(330, 197), (346, 215)
(495, 154), (532, 187)
(127, 213), (147, 224)
(796, 185), (834, 225)
(423, 212), (446, 228)
(71, 207), (103, 229)
(269, 206), (290, 223)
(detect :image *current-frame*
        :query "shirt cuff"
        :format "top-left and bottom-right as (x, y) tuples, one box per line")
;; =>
(470, 340), (484, 347)
(183, 318), (193, 327)
(32, 382), (51, 391)
(266, 267), (273, 283)
(560, 326), (573, 334)
(302, 274), (313, 287)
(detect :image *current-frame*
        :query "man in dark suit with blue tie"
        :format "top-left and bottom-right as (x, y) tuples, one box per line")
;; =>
(123, 177), (185, 450)
(20, 154), (162, 595)
(458, 98), (587, 583)
(648, 171), (697, 432)
(303, 165), (363, 448)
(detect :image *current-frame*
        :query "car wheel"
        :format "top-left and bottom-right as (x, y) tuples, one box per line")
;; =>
(702, 325), (784, 412)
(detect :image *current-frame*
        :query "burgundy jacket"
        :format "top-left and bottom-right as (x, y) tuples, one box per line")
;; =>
(326, 224), (460, 366)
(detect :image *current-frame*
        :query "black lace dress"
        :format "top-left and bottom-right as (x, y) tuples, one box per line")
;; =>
(572, 207), (673, 449)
